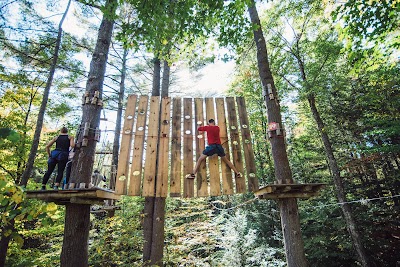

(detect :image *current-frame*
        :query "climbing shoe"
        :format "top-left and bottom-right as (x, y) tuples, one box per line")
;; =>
(185, 173), (195, 179)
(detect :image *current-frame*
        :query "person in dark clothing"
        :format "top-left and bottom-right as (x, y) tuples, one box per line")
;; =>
(41, 127), (75, 190)
(63, 148), (75, 189)
(186, 119), (242, 179)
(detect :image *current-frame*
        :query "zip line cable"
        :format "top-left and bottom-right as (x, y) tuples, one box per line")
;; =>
(210, 194), (400, 211)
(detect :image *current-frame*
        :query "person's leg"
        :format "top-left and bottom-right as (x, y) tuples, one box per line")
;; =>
(186, 154), (208, 179)
(42, 160), (57, 189)
(65, 161), (72, 184)
(193, 154), (208, 174)
(220, 156), (242, 177)
(55, 160), (68, 187)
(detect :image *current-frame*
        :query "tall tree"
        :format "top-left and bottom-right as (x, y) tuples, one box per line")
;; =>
(261, 1), (373, 265)
(20, 0), (72, 186)
(60, 0), (117, 266)
(247, 1), (308, 266)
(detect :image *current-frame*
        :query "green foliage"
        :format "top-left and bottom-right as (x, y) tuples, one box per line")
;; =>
(213, 209), (285, 266)
(1, 180), (64, 267)
(334, 0), (400, 48)
(89, 196), (143, 267)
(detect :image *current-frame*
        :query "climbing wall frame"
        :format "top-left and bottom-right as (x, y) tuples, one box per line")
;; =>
(115, 95), (259, 198)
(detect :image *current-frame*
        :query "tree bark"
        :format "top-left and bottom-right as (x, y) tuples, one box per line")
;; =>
(60, 204), (90, 267)
(161, 60), (170, 98)
(111, 48), (128, 190)
(61, 1), (116, 266)
(143, 56), (167, 266)
(151, 58), (161, 96)
(0, 219), (14, 267)
(308, 95), (372, 267)
(247, 2), (308, 266)
(20, 0), (72, 187)
(142, 196), (155, 264)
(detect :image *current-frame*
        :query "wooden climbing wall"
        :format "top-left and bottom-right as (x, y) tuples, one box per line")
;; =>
(115, 95), (258, 198)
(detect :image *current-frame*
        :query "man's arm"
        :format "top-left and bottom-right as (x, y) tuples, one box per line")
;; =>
(197, 126), (208, 132)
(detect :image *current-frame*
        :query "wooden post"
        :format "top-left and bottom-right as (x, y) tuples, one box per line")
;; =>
(170, 98), (182, 197)
(194, 98), (208, 197)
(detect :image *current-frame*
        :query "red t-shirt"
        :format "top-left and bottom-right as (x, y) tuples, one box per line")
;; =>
(198, 125), (221, 145)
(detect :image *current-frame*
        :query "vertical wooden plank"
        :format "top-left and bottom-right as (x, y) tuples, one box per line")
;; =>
(142, 97), (161, 197)
(194, 98), (208, 197)
(205, 98), (221, 196)
(183, 98), (194, 198)
(216, 98), (234, 195)
(128, 96), (149, 196)
(156, 97), (171, 197)
(236, 97), (259, 192)
(115, 94), (137, 195)
(170, 98), (182, 197)
(225, 97), (246, 193)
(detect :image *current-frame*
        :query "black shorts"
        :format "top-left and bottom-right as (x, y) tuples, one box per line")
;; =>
(203, 144), (225, 157)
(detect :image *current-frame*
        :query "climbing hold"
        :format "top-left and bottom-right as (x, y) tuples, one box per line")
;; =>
(232, 141), (238, 145)
(127, 115), (133, 120)
(231, 126), (237, 130)
(242, 124), (248, 129)
(185, 115), (191, 119)
(249, 173), (256, 178)
(124, 130), (131, 134)
(197, 121), (202, 125)
(244, 139), (250, 144)
(132, 171), (140, 176)
(185, 130), (191, 135)
(138, 126), (144, 131)
(197, 134), (203, 139)
(119, 175), (126, 181)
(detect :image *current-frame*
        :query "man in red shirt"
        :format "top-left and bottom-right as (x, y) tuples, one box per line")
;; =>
(186, 119), (242, 179)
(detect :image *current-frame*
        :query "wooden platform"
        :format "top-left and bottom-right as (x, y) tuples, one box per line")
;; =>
(254, 183), (326, 200)
(25, 188), (120, 205)
(115, 95), (259, 198)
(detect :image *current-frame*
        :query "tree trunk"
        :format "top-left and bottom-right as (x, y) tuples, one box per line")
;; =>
(151, 58), (161, 96)
(247, 2), (308, 266)
(61, 1), (116, 266)
(308, 95), (372, 267)
(111, 48), (128, 190)
(60, 204), (90, 266)
(143, 196), (155, 264)
(143, 56), (167, 266)
(161, 60), (170, 98)
(0, 219), (14, 267)
(0, 2), (72, 266)
(20, 0), (72, 187)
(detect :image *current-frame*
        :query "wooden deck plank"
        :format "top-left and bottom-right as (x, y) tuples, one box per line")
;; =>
(128, 95), (149, 196)
(183, 98), (194, 198)
(236, 97), (259, 192)
(225, 97), (246, 193)
(254, 183), (327, 199)
(142, 97), (161, 197)
(170, 98), (182, 197)
(156, 97), (171, 197)
(26, 188), (121, 202)
(216, 98), (234, 195)
(115, 94), (137, 195)
(205, 98), (221, 196)
(194, 98), (208, 197)
(259, 192), (319, 199)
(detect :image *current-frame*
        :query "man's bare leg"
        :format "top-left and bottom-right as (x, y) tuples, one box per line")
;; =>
(186, 154), (207, 179)
(221, 156), (242, 177)
(193, 154), (208, 174)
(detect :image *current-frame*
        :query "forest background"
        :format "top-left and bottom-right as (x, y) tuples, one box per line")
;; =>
(0, 0), (399, 266)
